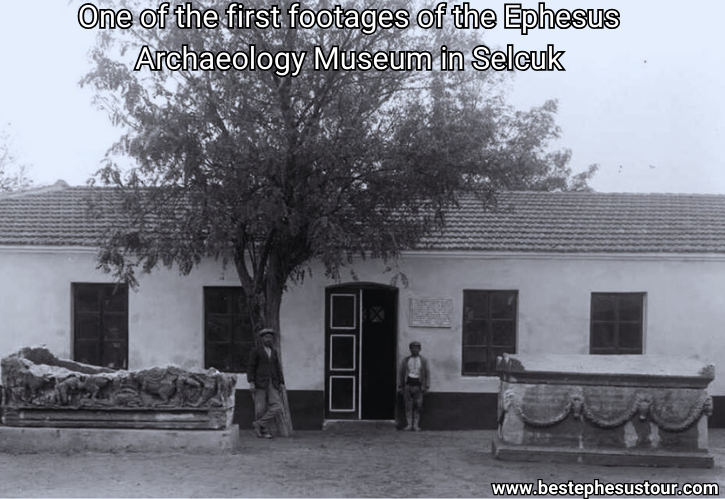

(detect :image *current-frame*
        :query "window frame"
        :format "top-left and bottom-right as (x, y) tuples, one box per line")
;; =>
(590, 292), (645, 355)
(71, 282), (129, 370)
(461, 289), (518, 376)
(203, 286), (255, 373)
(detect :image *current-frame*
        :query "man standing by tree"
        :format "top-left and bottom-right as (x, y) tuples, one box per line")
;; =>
(247, 328), (285, 439)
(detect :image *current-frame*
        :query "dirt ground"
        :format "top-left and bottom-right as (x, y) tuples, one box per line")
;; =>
(1, 425), (724, 498)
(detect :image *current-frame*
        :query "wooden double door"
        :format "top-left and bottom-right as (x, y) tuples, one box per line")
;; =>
(324, 285), (398, 420)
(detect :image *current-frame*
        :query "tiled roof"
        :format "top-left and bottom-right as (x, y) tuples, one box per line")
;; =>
(419, 191), (725, 253)
(2, 182), (725, 253)
(0, 181), (127, 247)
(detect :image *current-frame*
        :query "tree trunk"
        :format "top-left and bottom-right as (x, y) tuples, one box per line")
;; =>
(234, 253), (294, 437)
(265, 268), (294, 437)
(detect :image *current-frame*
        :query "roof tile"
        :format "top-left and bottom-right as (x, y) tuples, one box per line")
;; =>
(2, 185), (725, 253)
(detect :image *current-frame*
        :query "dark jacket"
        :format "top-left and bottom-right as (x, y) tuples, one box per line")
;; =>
(247, 345), (285, 389)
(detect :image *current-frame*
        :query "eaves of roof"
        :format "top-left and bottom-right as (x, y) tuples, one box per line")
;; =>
(3, 181), (725, 254)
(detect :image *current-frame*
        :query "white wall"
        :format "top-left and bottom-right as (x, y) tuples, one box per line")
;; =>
(1, 247), (723, 395)
(275, 252), (725, 395)
(393, 253), (724, 394)
(0, 248), (230, 370)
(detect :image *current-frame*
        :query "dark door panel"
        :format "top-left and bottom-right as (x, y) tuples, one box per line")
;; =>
(360, 288), (397, 420)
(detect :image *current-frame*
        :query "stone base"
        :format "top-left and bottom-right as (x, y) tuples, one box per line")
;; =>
(492, 437), (714, 468)
(2, 406), (234, 430)
(0, 425), (240, 454)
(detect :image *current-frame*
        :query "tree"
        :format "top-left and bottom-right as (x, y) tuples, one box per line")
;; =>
(83, 0), (596, 434)
(0, 128), (33, 193)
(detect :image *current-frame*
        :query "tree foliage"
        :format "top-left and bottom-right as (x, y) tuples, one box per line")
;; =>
(0, 129), (33, 193)
(83, 0), (596, 333)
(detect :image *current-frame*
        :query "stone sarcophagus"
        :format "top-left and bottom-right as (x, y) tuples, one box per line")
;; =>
(493, 353), (715, 467)
(1, 347), (237, 430)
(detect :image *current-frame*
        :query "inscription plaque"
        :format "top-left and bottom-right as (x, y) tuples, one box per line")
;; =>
(409, 298), (453, 328)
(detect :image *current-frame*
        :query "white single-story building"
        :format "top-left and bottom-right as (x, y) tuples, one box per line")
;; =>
(1, 181), (723, 429)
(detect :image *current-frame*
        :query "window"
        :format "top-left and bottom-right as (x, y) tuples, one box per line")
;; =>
(590, 292), (644, 354)
(72, 283), (128, 369)
(462, 290), (517, 376)
(204, 287), (255, 372)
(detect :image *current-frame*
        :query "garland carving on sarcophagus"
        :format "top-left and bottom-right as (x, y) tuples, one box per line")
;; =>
(1, 347), (236, 411)
(495, 354), (715, 467)
(500, 384), (714, 433)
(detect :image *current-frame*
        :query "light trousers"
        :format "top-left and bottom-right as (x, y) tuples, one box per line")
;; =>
(254, 384), (282, 426)
(403, 384), (424, 426)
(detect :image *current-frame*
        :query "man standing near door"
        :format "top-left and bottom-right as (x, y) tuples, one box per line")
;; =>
(398, 341), (430, 431)
(247, 328), (285, 438)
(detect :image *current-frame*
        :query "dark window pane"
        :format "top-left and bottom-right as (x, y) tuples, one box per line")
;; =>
(232, 345), (252, 372)
(206, 289), (230, 314)
(463, 320), (487, 346)
(74, 341), (100, 367)
(206, 344), (233, 372)
(463, 346), (487, 362)
(619, 294), (643, 321)
(230, 291), (247, 315)
(619, 323), (643, 350)
(464, 291), (488, 320)
(491, 292), (516, 319)
(74, 286), (99, 313)
(331, 294), (356, 328)
(103, 313), (127, 340)
(75, 313), (100, 340)
(462, 346), (488, 375)
(591, 323), (615, 349)
(103, 287), (128, 312)
(103, 341), (128, 369)
(592, 294), (616, 321)
(492, 320), (515, 346)
(232, 318), (253, 343)
(207, 316), (232, 342)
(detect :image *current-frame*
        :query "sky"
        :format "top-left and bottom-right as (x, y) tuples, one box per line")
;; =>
(0, 0), (723, 193)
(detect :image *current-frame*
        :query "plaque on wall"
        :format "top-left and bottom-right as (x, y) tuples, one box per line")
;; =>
(409, 298), (453, 328)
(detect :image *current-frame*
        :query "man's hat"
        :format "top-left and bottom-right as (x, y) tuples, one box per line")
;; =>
(409, 341), (421, 348)
(258, 328), (276, 337)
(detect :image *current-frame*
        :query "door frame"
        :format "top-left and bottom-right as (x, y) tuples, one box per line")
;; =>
(324, 283), (398, 421)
